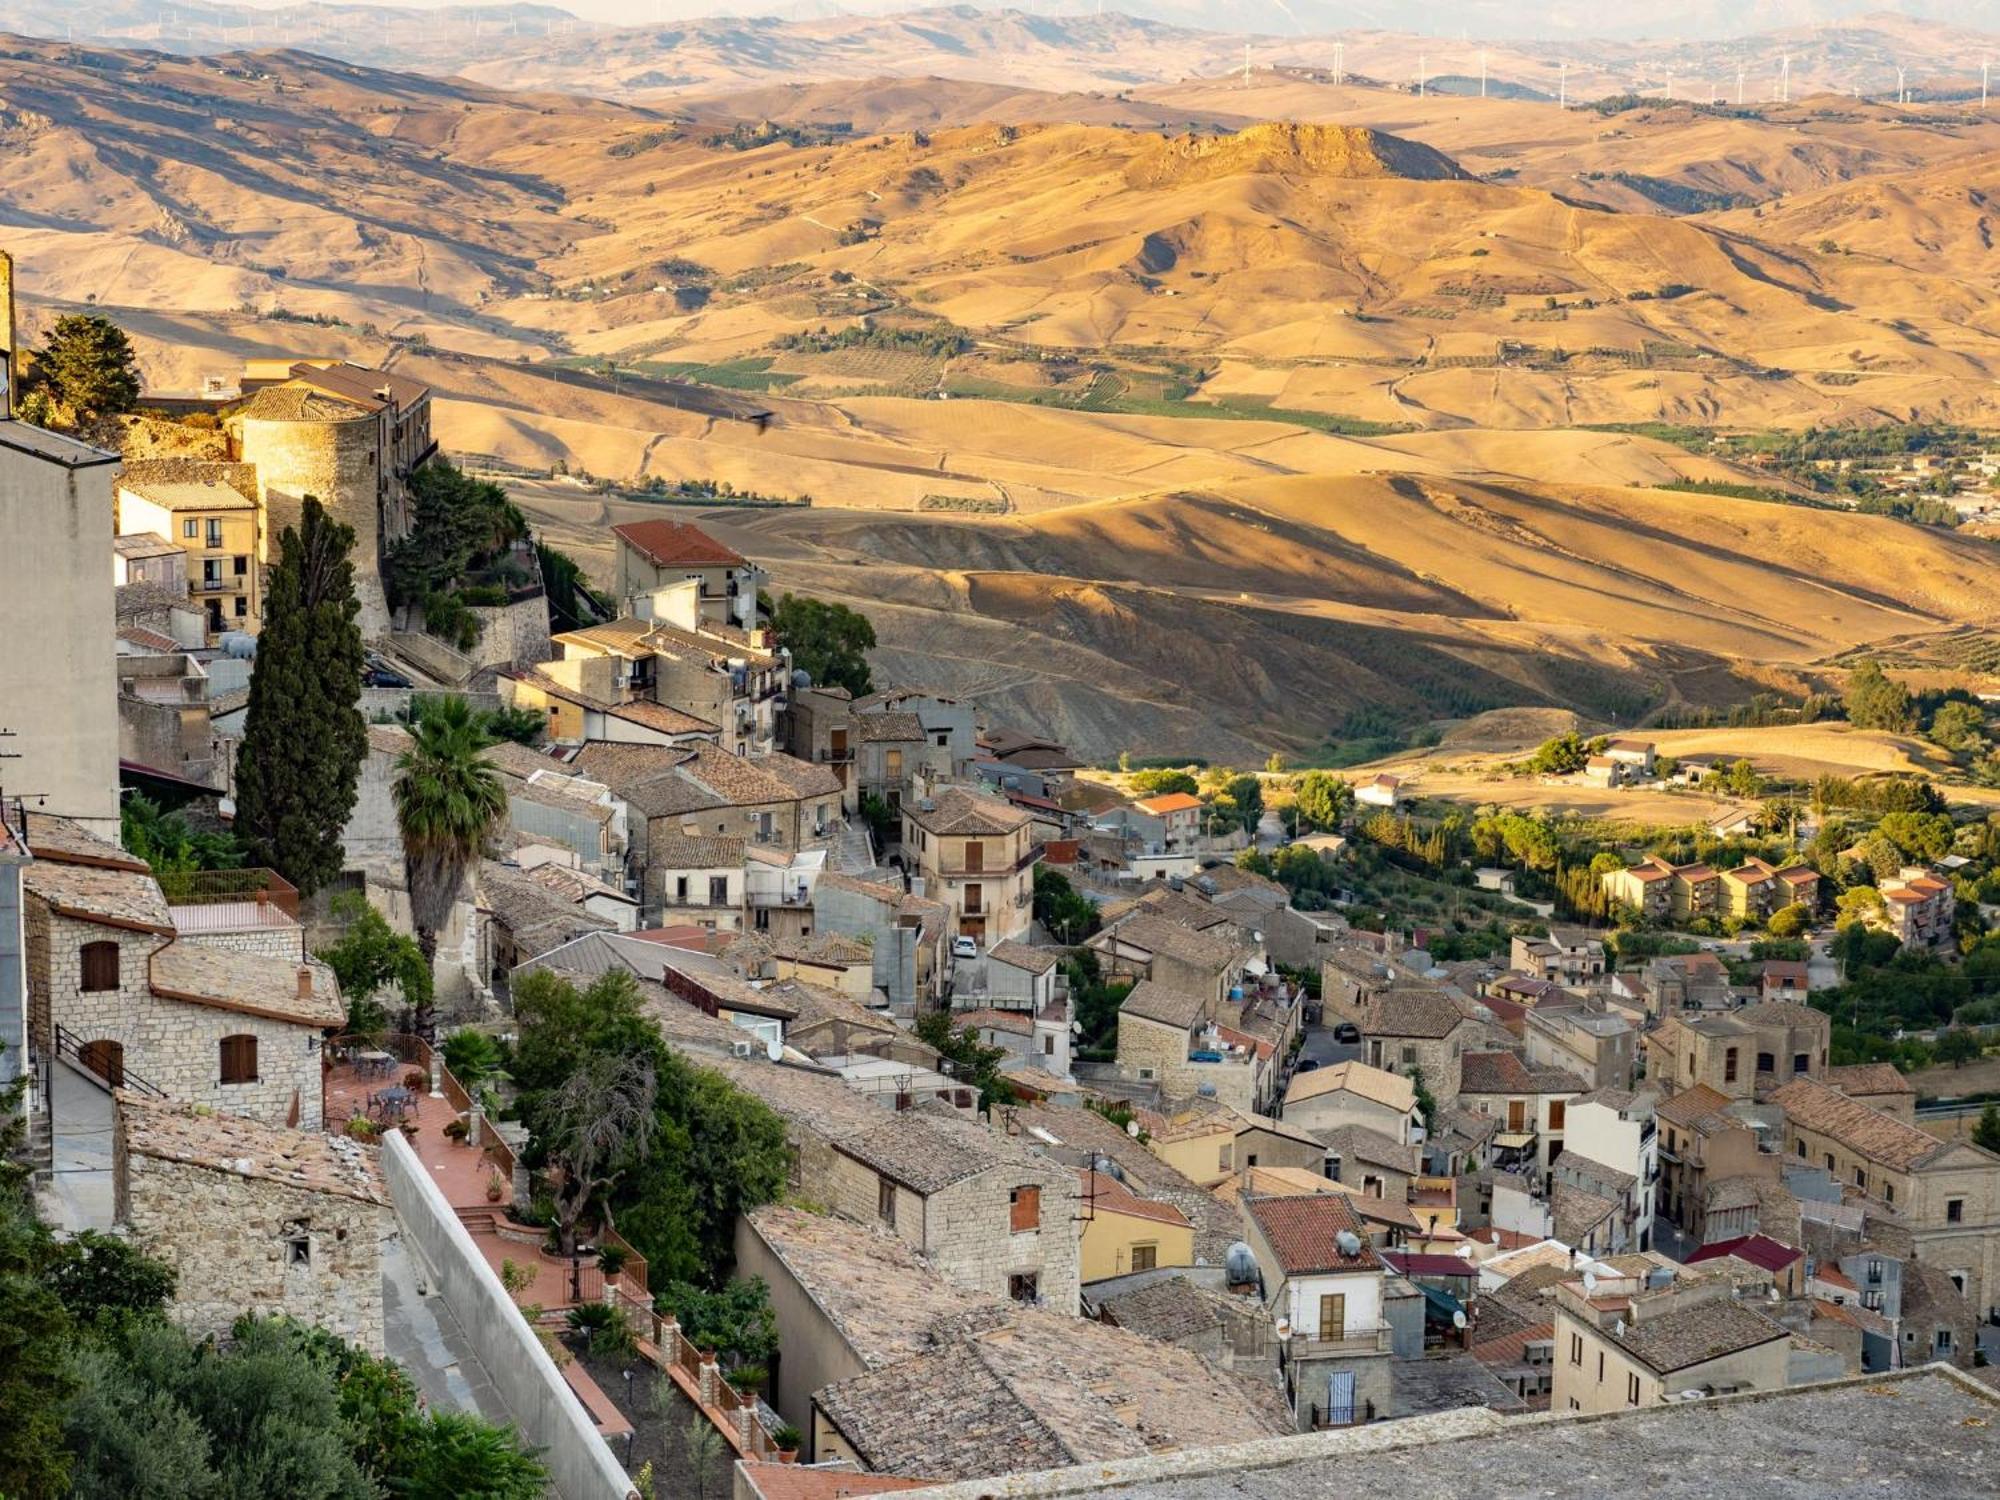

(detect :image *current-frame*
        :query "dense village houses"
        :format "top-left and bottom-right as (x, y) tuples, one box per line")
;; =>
(608, 517), (762, 628)
(1281, 1059), (1422, 1145)
(1644, 1001), (1831, 1101)
(901, 785), (1040, 947)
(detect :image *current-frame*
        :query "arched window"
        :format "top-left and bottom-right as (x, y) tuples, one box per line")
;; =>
(80, 941), (120, 993)
(220, 1034), (259, 1085)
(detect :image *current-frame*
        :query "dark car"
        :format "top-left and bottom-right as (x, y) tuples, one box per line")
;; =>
(1331, 1021), (1361, 1044)
(1292, 1058), (1320, 1075)
(363, 660), (413, 689)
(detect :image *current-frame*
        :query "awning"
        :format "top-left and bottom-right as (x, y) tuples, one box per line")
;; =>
(1494, 1132), (1536, 1149)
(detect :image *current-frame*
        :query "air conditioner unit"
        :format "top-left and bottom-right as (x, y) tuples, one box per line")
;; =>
(730, 1039), (754, 1059)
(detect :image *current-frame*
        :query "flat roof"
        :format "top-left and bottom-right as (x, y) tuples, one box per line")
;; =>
(0, 418), (120, 468)
(888, 1366), (1999, 1499)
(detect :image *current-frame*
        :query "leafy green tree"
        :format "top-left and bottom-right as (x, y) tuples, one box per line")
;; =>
(391, 1410), (546, 1500)
(1767, 903), (1812, 939)
(0, 1044), (76, 1499)
(1928, 700), (1987, 752)
(1127, 768), (1199, 798)
(1528, 733), (1588, 774)
(40, 1233), (175, 1328)
(235, 498), (368, 897)
(1407, 1065), (1439, 1137)
(1033, 866), (1098, 943)
(1293, 771), (1353, 832)
(479, 705), (547, 747)
(915, 1010), (1012, 1109)
(1933, 1028), (1983, 1068)
(1877, 811), (1955, 865)
(120, 796), (243, 878)
(652, 1278), (780, 1368)
(769, 593), (875, 696)
(1973, 1101), (2000, 1154)
(315, 894), (432, 1035)
(392, 695), (506, 1006)
(35, 313), (140, 423)
(1835, 886), (1884, 928)
(1844, 660), (1913, 732)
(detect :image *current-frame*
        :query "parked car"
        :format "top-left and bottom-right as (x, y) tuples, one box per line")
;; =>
(1292, 1058), (1320, 1075)
(363, 657), (412, 689)
(1331, 1021), (1361, 1044)
(951, 936), (980, 961)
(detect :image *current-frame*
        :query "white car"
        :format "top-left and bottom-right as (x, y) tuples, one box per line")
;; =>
(952, 936), (980, 961)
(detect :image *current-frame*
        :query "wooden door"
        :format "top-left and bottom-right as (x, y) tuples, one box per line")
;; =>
(79, 1039), (124, 1089)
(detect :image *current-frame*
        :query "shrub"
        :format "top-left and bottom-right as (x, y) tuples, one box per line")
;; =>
(770, 1424), (804, 1453)
(566, 1302), (636, 1357)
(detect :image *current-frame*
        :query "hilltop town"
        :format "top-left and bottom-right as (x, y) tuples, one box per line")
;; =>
(2, 271), (1998, 1500)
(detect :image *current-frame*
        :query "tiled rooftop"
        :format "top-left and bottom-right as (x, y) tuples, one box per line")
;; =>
(1244, 1192), (1383, 1276)
(118, 1093), (386, 1204)
(149, 943), (344, 1027)
(1119, 979), (1210, 1031)
(1284, 1058), (1414, 1111)
(1603, 1297), (1789, 1375)
(905, 786), (1032, 837)
(22, 858), (174, 932)
(612, 517), (747, 568)
(1105, 913), (1252, 974)
(1769, 1079), (1947, 1171)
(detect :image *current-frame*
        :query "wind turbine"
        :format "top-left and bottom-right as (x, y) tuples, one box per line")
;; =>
(1559, 59), (1568, 109)
(1419, 53), (1426, 98)
(1897, 65), (1907, 105)
(1480, 49), (1487, 98)
(1333, 41), (1344, 87)
(1982, 59), (1990, 109)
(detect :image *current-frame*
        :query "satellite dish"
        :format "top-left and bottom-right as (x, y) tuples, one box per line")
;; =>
(1582, 1271), (1599, 1294)
(1126, 1120), (1141, 1138)
(1335, 1230), (1362, 1257)
(1452, 1310), (1468, 1330)
(765, 1036), (783, 1062)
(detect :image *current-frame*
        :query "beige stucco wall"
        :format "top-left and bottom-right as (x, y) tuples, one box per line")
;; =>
(1079, 1204), (1194, 1282)
(235, 411), (390, 635)
(1, 441), (121, 834)
(1552, 1306), (1789, 1414)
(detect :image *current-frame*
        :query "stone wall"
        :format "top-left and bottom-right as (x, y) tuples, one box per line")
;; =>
(467, 591), (553, 672)
(119, 1141), (390, 1352)
(235, 412), (390, 635)
(184, 927), (306, 961)
(928, 1164), (1082, 1315)
(34, 906), (323, 1128)
(378, 1130), (638, 1500)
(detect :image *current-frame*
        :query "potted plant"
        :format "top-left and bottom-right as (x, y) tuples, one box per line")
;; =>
(726, 1364), (766, 1395)
(344, 1117), (379, 1141)
(486, 1170), (505, 1203)
(770, 1424), (802, 1462)
(403, 1068), (428, 1093)
(597, 1244), (627, 1281)
(443, 1117), (470, 1142)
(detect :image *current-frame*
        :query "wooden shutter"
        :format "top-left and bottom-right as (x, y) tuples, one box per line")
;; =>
(1010, 1185), (1041, 1232)
(220, 1034), (258, 1085)
(80, 941), (120, 992)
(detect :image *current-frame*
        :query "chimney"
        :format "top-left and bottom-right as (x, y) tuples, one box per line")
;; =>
(296, 966), (314, 1001)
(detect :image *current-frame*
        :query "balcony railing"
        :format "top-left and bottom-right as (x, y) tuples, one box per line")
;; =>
(1285, 1326), (1394, 1356)
(157, 866), (300, 919)
(1310, 1398), (1377, 1429)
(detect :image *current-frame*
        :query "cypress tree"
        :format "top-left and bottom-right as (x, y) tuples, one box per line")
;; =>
(235, 497), (368, 896)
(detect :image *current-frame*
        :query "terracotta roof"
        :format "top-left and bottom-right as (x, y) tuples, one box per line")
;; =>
(1552, 1182), (1618, 1246)
(1823, 1062), (1913, 1098)
(118, 476), (258, 511)
(287, 360), (428, 412)
(1090, 1276), (1242, 1343)
(1283, 1058), (1416, 1112)
(651, 834), (746, 869)
(1243, 1192), (1383, 1276)
(1080, 1167), (1192, 1227)
(1321, 1123), (1420, 1175)
(231, 381), (375, 424)
(1383, 1251), (1477, 1278)
(739, 1465), (933, 1500)
(23, 813), (150, 871)
(1367, 987), (1467, 1039)
(1103, 913), (1251, 974)
(148, 943), (344, 1027)
(21, 858), (174, 932)
(1654, 1083), (1737, 1131)
(1471, 1320), (1554, 1369)
(1601, 1297), (1790, 1376)
(835, 1114), (1006, 1194)
(987, 938), (1058, 975)
(1769, 1079), (1948, 1171)
(1119, 979), (1209, 1031)
(959, 1007), (1034, 1036)
(612, 518), (747, 568)
(118, 1094), (388, 1204)
(604, 698), (718, 735)
(905, 785), (1032, 837)
(1688, 1234), (1803, 1274)
(1134, 793), (1203, 815)
(854, 711), (923, 743)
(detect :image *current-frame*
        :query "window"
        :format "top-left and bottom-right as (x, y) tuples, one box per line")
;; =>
(233, 554), (248, 576)
(1724, 1047), (1738, 1084)
(754, 907), (770, 932)
(1885, 1183), (1894, 1205)
(1009, 1273), (1039, 1304)
(885, 748), (902, 780)
(1569, 1333), (1583, 1366)
(1756, 1051), (1775, 1074)
(285, 1220), (311, 1267)
(1854, 1167), (1867, 1191)
(964, 839), (984, 873)
(1597, 1351), (1604, 1382)
(1793, 1053), (1809, 1075)
(1547, 1100), (1565, 1131)
(80, 941), (120, 992)
(675, 876), (689, 903)
(708, 875), (730, 906)
(234, 596), (247, 618)
(183, 518), (198, 539)
(1317, 1293), (1346, 1340)
(1042, 1033), (1054, 1055)
(1947, 1198), (1964, 1224)
(1936, 1329), (1953, 1356)
(877, 1178), (896, 1227)
(206, 518), (223, 548)
(1401, 1045), (1417, 1067)
(219, 1034), (259, 1085)
(1010, 1185), (1041, 1232)
(1131, 1243), (1157, 1272)
(964, 883), (983, 915)
(1627, 1374), (1641, 1406)
(1796, 1139), (1807, 1158)
(1825, 1154), (1836, 1173)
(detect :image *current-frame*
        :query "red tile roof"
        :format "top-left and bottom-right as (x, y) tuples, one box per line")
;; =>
(1384, 1252), (1477, 1278)
(739, 1464), (935, 1499)
(1244, 1192), (1382, 1276)
(612, 518), (747, 568)
(1686, 1234), (1803, 1275)
(1134, 793), (1202, 815)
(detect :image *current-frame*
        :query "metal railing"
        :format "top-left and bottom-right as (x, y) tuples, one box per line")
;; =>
(1285, 1325), (1395, 1356)
(1310, 1398), (1376, 1429)
(54, 1025), (169, 1099)
(157, 866), (300, 917)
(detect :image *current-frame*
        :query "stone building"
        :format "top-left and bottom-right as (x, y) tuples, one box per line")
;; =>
(114, 1094), (392, 1351)
(1550, 1274), (1794, 1413)
(609, 518), (761, 628)
(1087, 911), (1256, 1004)
(902, 786), (1040, 947)
(20, 819), (342, 1129)
(1770, 1078), (2000, 1320)
(115, 475), (262, 641)
(1645, 1002), (1831, 1102)
(0, 421), (123, 837)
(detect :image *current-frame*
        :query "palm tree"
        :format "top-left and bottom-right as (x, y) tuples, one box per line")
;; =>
(392, 695), (505, 1035)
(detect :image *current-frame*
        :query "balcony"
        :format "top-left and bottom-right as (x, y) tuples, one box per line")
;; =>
(1309, 1398), (1377, 1429)
(1285, 1326), (1394, 1357)
(816, 747), (855, 764)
